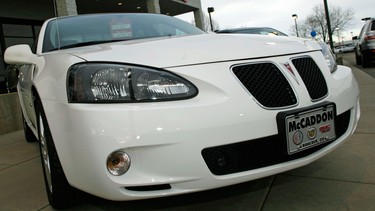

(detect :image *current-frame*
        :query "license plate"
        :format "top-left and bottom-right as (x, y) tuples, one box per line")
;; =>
(284, 104), (336, 155)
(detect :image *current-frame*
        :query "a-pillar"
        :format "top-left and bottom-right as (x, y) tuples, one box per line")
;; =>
(193, 9), (204, 30)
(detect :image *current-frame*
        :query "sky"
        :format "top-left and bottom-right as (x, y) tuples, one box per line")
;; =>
(176, 0), (374, 42)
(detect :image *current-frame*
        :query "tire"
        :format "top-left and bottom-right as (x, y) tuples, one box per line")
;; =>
(362, 52), (371, 68)
(22, 115), (37, 143)
(355, 50), (362, 65)
(36, 99), (78, 209)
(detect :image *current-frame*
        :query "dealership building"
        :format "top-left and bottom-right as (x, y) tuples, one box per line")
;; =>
(0, 0), (204, 134)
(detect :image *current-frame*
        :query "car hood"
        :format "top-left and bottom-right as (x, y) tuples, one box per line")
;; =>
(67, 34), (321, 68)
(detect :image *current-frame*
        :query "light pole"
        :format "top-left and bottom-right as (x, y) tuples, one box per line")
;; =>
(208, 7), (215, 31)
(336, 27), (340, 46)
(292, 14), (299, 37)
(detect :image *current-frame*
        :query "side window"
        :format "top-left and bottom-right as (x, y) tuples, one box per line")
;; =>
(42, 21), (57, 52)
(371, 21), (375, 31)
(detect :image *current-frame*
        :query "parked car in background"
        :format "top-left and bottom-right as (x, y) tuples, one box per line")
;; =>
(354, 17), (375, 67)
(5, 13), (360, 209)
(334, 44), (355, 54)
(216, 27), (287, 36)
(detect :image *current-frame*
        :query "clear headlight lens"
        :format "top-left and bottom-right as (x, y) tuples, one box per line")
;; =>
(68, 63), (198, 103)
(318, 42), (337, 73)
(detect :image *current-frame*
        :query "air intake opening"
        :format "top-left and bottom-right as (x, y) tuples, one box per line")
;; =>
(125, 184), (172, 191)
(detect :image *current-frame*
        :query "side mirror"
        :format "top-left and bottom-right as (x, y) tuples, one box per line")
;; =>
(4, 44), (36, 65)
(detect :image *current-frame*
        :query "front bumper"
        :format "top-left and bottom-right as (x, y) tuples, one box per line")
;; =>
(41, 52), (360, 200)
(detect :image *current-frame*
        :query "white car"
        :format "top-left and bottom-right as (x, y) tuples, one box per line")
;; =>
(5, 13), (360, 209)
(333, 44), (355, 54)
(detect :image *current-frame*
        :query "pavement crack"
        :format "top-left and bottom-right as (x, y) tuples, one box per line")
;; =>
(259, 175), (276, 211)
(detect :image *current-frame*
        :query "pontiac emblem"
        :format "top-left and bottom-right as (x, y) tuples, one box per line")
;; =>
(284, 62), (295, 76)
(284, 62), (299, 84)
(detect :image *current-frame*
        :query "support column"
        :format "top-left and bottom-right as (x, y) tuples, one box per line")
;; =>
(193, 9), (204, 30)
(54, 0), (78, 17)
(147, 0), (161, 14)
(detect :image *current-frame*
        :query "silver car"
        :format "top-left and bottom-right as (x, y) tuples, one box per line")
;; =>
(354, 17), (375, 68)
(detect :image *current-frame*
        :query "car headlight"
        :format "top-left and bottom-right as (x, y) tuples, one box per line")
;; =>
(67, 63), (198, 103)
(318, 42), (337, 73)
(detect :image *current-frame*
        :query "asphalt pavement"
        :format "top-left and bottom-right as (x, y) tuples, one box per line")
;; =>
(0, 52), (374, 210)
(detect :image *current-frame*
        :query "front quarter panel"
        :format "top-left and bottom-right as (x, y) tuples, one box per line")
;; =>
(34, 53), (85, 103)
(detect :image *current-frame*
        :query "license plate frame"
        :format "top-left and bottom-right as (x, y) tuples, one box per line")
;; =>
(278, 103), (336, 155)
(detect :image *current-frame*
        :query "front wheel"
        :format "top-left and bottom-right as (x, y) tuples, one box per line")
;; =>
(36, 99), (78, 209)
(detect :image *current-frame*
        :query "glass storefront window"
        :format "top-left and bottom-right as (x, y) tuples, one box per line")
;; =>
(0, 56), (4, 76)
(34, 25), (42, 36)
(0, 58), (6, 94)
(5, 37), (34, 48)
(3, 24), (33, 37)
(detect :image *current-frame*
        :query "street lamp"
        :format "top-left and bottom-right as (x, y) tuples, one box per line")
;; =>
(208, 7), (214, 31)
(292, 14), (299, 37)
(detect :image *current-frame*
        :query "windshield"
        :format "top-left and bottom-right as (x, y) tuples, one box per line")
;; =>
(42, 13), (204, 52)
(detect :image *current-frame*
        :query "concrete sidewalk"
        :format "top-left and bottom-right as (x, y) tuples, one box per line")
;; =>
(0, 59), (374, 210)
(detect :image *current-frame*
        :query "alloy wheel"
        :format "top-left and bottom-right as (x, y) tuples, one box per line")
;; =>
(39, 113), (53, 194)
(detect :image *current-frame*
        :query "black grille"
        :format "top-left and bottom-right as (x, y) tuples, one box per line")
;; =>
(232, 63), (297, 108)
(292, 57), (328, 101)
(201, 109), (351, 176)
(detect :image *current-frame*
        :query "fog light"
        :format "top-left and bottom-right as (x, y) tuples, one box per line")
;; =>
(106, 151), (131, 176)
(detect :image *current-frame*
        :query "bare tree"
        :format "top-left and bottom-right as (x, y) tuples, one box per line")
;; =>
(290, 4), (355, 43)
(289, 22), (310, 39)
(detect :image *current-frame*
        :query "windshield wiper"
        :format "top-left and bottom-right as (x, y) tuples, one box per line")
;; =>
(58, 39), (131, 50)
(47, 36), (164, 52)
